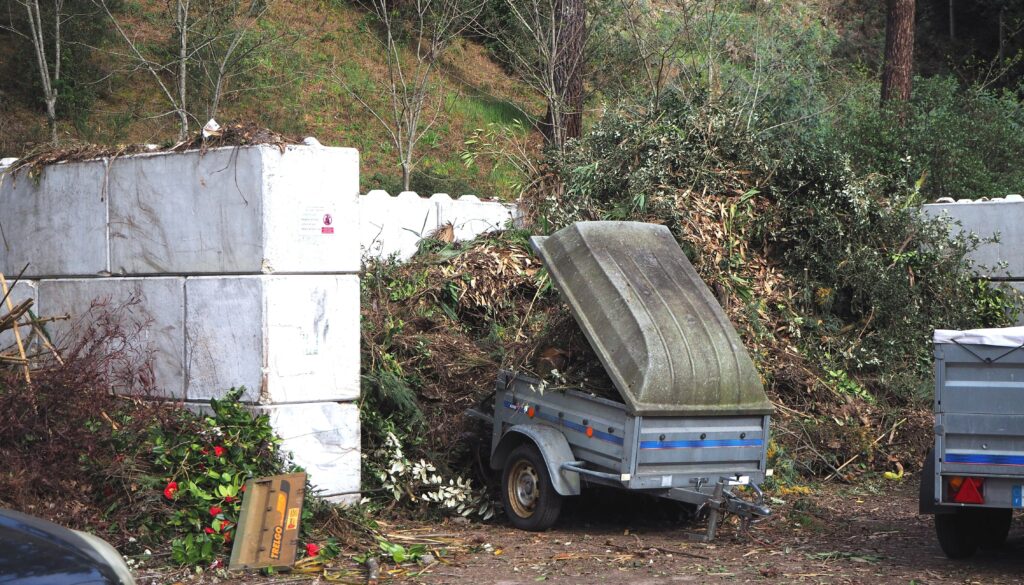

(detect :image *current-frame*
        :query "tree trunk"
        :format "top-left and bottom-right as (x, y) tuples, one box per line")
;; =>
(45, 98), (57, 144)
(176, 0), (190, 141)
(948, 0), (955, 40)
(541, 0), (585, 152)
(881, 0), (915, 104)
(401, 161), (411, 192)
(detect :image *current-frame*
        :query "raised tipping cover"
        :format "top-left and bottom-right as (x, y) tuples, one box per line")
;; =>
(532, 222), (772, 416)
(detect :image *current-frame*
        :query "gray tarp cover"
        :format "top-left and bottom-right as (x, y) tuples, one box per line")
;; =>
(533, 222), (773, 416)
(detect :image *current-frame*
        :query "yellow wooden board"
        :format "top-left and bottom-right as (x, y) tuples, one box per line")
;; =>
(228, 472), (307, 570)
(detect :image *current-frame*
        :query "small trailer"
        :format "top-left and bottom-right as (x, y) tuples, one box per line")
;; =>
(921, 327), (1024, 558)
(471, 222), (773, 537)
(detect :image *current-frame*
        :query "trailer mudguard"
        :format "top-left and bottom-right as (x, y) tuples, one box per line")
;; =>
(491, 425), (581, 496)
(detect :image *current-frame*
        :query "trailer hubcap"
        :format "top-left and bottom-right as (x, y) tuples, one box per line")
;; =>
(508, 460), (540, 518)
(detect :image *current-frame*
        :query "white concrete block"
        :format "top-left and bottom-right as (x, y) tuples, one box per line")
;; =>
(435, 194), (517, 242)
(107, 145), (359, 275)
(359, 190), (438, 260)
(924, 201), (1024, 278)
(0, 160), (109, 277)
(256, 401), (360, 497)
(184, 274), (360, 404)
(37, 277), (186, 398)
(184, 276), (263, 402)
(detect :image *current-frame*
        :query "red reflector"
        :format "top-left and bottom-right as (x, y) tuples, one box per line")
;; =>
(952, 477), (985, 504)
(526, 407), (535, 418)
(585, 427), (594, 438)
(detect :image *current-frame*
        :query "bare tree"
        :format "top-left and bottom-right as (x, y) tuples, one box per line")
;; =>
(1, 0), (67, 144)
(485, 0), (590, 154)
(615, 0), (689, 109)
(881, 0), (915, 105)
(342, 0), (483, 191)
(94, 0), (274, 141)
(192, 0), (274, 121)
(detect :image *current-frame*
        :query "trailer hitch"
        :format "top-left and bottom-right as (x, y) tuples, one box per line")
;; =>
(683, 478), (770, 542)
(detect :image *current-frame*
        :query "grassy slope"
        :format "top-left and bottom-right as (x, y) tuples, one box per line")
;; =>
(0, 1), (539, 198)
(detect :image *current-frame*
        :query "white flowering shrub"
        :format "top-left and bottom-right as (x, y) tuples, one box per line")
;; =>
(370, 431), (495, 520)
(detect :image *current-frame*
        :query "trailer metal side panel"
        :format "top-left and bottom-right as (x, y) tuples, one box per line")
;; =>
(934, 342), (1024, 493)
(496, 372), (629, 473)
(531, 222), (772, 417)
(633, 415), (767, 482)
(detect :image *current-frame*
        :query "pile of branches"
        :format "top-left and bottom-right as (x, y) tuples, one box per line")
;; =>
(0, 299), (186, 538)
(1, 120), (298, 181)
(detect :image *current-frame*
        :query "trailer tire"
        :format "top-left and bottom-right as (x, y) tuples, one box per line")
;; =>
(502, 444), (563, 531)
(935, 510), (979, 559)
(977, 508), (1013, 550)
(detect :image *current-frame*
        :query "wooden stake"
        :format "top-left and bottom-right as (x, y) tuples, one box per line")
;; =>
(0, 272), (30, 383)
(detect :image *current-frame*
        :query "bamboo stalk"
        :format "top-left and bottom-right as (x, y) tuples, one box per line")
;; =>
(0, 273), (30, 383)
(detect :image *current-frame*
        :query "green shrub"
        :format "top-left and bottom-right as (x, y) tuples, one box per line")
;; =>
(832, 75), (1024, 201)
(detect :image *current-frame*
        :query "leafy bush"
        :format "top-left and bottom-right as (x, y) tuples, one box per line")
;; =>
(832, 75), (1024, 201)
(144, 388), (289, 565)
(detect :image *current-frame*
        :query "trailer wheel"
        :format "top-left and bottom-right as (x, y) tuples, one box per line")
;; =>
(977, 508), (1013, 550)
(935, 510), (979, 559)
(502, 444), (562, 531)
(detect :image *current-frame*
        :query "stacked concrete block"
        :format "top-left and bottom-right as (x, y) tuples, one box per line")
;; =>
(358, 190), (520, 260)
(39, 277), (188, 398)
(0, 144), (362, 500)
(184, 274), (360, 404)
(107, 146), (360, 275)
(0, 159), (109, 277)
(256, 402), (361, 503)
(923, 196), (1024, 324)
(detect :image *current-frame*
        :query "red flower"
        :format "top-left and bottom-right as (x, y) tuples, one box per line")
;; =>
(204, 527), (215, 534)
(163, 481), (178, 500)
(224, 531), (232, 543)
(220, 521), (233, 532)
(209, 505), (222, 516)
(213, 445), (225, 457)
(305, 543), (320, 557)
(224, 495), (235, 503)
(200, 448), (209, 456)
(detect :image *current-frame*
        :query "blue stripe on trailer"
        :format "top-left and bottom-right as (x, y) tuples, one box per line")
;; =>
(639, 439), (763, 450)
(946, 453), (1024, 466)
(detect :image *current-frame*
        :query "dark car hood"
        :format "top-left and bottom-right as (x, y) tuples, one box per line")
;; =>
(0, 509), (120, 585)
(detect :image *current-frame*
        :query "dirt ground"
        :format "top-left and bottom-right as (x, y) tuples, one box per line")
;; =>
(146, 477), (1024, 585)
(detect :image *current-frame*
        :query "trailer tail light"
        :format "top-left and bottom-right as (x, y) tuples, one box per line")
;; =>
(585, 427), (594, 438)
(948, 476), (984, 505)
(526, 406), (535, 418)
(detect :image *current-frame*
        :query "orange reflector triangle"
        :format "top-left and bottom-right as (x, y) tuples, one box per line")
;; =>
(953, 477), (984, 504)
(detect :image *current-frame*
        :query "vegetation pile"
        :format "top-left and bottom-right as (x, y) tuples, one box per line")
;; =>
(360, 90), (1022, 511)
(0, 301), (304, 568)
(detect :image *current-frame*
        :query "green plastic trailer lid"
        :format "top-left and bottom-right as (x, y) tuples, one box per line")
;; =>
(532, 222), (773, 417)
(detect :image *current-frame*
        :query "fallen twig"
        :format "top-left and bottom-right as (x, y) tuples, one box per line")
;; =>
(824, 418), (908, 482)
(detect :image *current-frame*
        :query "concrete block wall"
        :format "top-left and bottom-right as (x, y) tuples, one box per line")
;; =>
(0, 145), (361, 499)
(360, 190), (519, 260)
(923, 195), (1024, 324)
